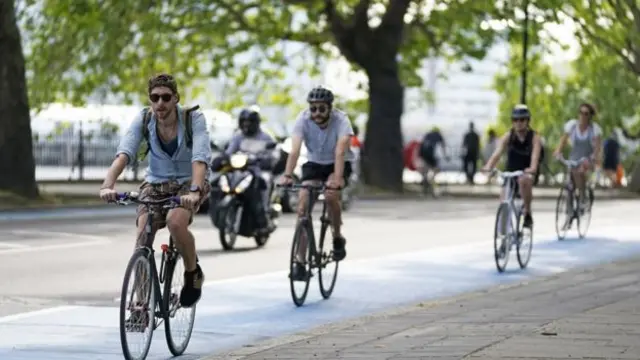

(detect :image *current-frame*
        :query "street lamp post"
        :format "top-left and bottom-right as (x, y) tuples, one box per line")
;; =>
(520, 0), (530, 105)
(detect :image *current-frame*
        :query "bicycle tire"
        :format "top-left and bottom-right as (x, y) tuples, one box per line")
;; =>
(163, 252), (196, 356)
(516, 211), (533, 269)
(494, 203), (510, 273)
(119, 248), (156, 360)
(218, 206), (238, 250)
(318, 221), (339, 299)
(577, 188), (594, 239)
(555, 188), (569, 241)
(289, 222), (312, 307)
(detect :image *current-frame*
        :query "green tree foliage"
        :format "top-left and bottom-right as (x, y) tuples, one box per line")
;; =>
(494, 42), (570, 140)
(20, 0), (502, 191)
(569, 46), (640, 133)
(558, 0), (640, 78)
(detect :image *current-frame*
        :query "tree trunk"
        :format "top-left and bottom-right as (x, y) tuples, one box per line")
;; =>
(361, 67), (405, 192)
(628, 162), (640, 193)
(0, 0), (38, 198)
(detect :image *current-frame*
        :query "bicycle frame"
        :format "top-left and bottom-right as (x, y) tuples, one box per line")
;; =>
(122, 194), (181, 329)
(279, 183), (333, 268)
(298, 187), (330, 267)
(500, 175), (523, 240)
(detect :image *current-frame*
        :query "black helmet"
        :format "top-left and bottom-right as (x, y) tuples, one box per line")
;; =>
(307, 86), (334, 104)
(511, 104), (531, 120)
(238, 107), (261, 136)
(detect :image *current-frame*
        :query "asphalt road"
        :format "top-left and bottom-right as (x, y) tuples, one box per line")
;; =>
(0, 198), (555, 317)
(1, 198), (640, 360)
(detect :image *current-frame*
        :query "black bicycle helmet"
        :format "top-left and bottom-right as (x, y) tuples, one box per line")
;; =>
(511, 104), (531, 119)
(307, 86), (334, 104)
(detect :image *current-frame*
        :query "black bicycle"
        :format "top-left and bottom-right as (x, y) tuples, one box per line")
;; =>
(277, 183), (341, 307)
(113, 192), (196, 360)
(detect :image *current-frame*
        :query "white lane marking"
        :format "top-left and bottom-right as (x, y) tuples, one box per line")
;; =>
(0, 239), (111, 255)
(0, 230), (111, 255)
(9, 230), (109, 241)
(0, 306), (80, 324)
(0, 242), (30, 249)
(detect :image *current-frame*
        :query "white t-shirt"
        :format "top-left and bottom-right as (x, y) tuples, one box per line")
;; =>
(563, 119), (602, 143)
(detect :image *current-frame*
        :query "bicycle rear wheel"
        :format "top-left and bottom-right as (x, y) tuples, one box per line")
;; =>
(577, 188), (594, 239)
(318, 221), (339, 299)
(119, 249), (156, 360)
(516, 211), (533, 269)
(494, 203), (510, 273)
(163, 251), (196, 356)
(555, 188), (570, 240)
(289, 222), (312, 307)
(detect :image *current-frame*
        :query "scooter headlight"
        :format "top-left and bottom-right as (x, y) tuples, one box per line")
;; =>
(219, 175), (231, 193)
(235, 174), (254, 193)
(230, 154), (248, 169)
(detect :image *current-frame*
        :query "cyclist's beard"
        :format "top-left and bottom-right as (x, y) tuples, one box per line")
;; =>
(312, 114), (330, 128)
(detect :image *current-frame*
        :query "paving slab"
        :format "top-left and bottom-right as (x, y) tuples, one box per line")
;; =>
(202, 256), (640, 360)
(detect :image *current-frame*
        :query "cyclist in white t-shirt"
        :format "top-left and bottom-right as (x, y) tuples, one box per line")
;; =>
(553, 103), (602, 207)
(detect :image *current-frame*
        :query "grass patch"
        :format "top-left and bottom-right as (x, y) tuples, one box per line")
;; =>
(0, 190), (103, 211)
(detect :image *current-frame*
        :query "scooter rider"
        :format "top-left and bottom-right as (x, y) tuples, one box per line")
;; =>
(214, 107), (276, 234)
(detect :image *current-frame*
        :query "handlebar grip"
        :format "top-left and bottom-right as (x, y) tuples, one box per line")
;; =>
(116, 192), (129, 201)
(171, 196), (182, 204)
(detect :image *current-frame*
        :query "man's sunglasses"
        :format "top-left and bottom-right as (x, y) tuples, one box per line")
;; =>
(512, 117), (528, 122)
(149, 93), (173, 103)
(579, 110), (591, 116)
(310, 105), (327, 114)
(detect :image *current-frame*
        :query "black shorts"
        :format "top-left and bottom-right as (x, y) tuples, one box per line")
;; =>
(301, 161), (352, 186)
(603, 157), (618, 171)
(421, 151), (438, 168)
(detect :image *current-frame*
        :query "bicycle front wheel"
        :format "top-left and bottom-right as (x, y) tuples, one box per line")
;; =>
(494, 203), (510, 273)
(516, 211), (533, 269)
(577, 188), (594, 239)
(289, 222), (312, 307)
(555, 188), (570, 240)
(318, 222), (339, 299)
(163, 252), (196, 356)
(119, 249), (156, 360)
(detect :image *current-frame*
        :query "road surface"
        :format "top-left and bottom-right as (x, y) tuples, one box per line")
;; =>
(1, 198), (639, 359)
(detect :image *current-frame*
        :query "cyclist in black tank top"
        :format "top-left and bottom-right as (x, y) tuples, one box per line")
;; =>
(482, 105), (542, 228)
(506, 129), (536, 173)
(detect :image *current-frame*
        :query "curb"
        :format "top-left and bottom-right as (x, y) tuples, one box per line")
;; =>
(357, 191), (636, 201)
(199, 256), (637, 360)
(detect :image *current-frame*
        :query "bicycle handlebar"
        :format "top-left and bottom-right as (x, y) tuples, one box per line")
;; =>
(112, 192), (181, 207)
(556, 156), (589, 168)
(491, 169), (525, 178)
(276, 183), (342, 192)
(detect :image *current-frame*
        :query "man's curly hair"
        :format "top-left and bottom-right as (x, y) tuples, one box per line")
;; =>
(148, 73), (178, 95)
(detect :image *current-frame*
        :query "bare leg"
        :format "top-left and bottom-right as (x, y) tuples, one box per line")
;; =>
(325, 174), (342, 237)
(295, 180), (321, 262)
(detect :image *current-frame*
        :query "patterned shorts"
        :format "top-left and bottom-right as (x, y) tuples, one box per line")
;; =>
(136, 180), (211, 229)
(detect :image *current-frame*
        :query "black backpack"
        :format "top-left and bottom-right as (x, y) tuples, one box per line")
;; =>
(137, 105), (200, 161)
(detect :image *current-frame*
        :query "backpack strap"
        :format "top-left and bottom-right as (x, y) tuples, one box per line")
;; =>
(182, 105), (200, 149)
(138, 107), (152, 161)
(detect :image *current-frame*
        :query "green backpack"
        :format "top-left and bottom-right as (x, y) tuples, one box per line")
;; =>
(137, 105), (200, 161)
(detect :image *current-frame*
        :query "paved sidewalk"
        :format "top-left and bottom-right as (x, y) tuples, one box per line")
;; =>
(204, 256), (640, 360)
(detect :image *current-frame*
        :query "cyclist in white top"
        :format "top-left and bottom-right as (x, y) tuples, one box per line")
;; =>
(553, 103), (602, 207)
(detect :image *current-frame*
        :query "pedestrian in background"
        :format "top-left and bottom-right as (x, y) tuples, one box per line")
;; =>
(461, 122), (480, 184)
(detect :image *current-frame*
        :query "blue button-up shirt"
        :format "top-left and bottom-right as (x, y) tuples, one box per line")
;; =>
(116, 105), (212, 184)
